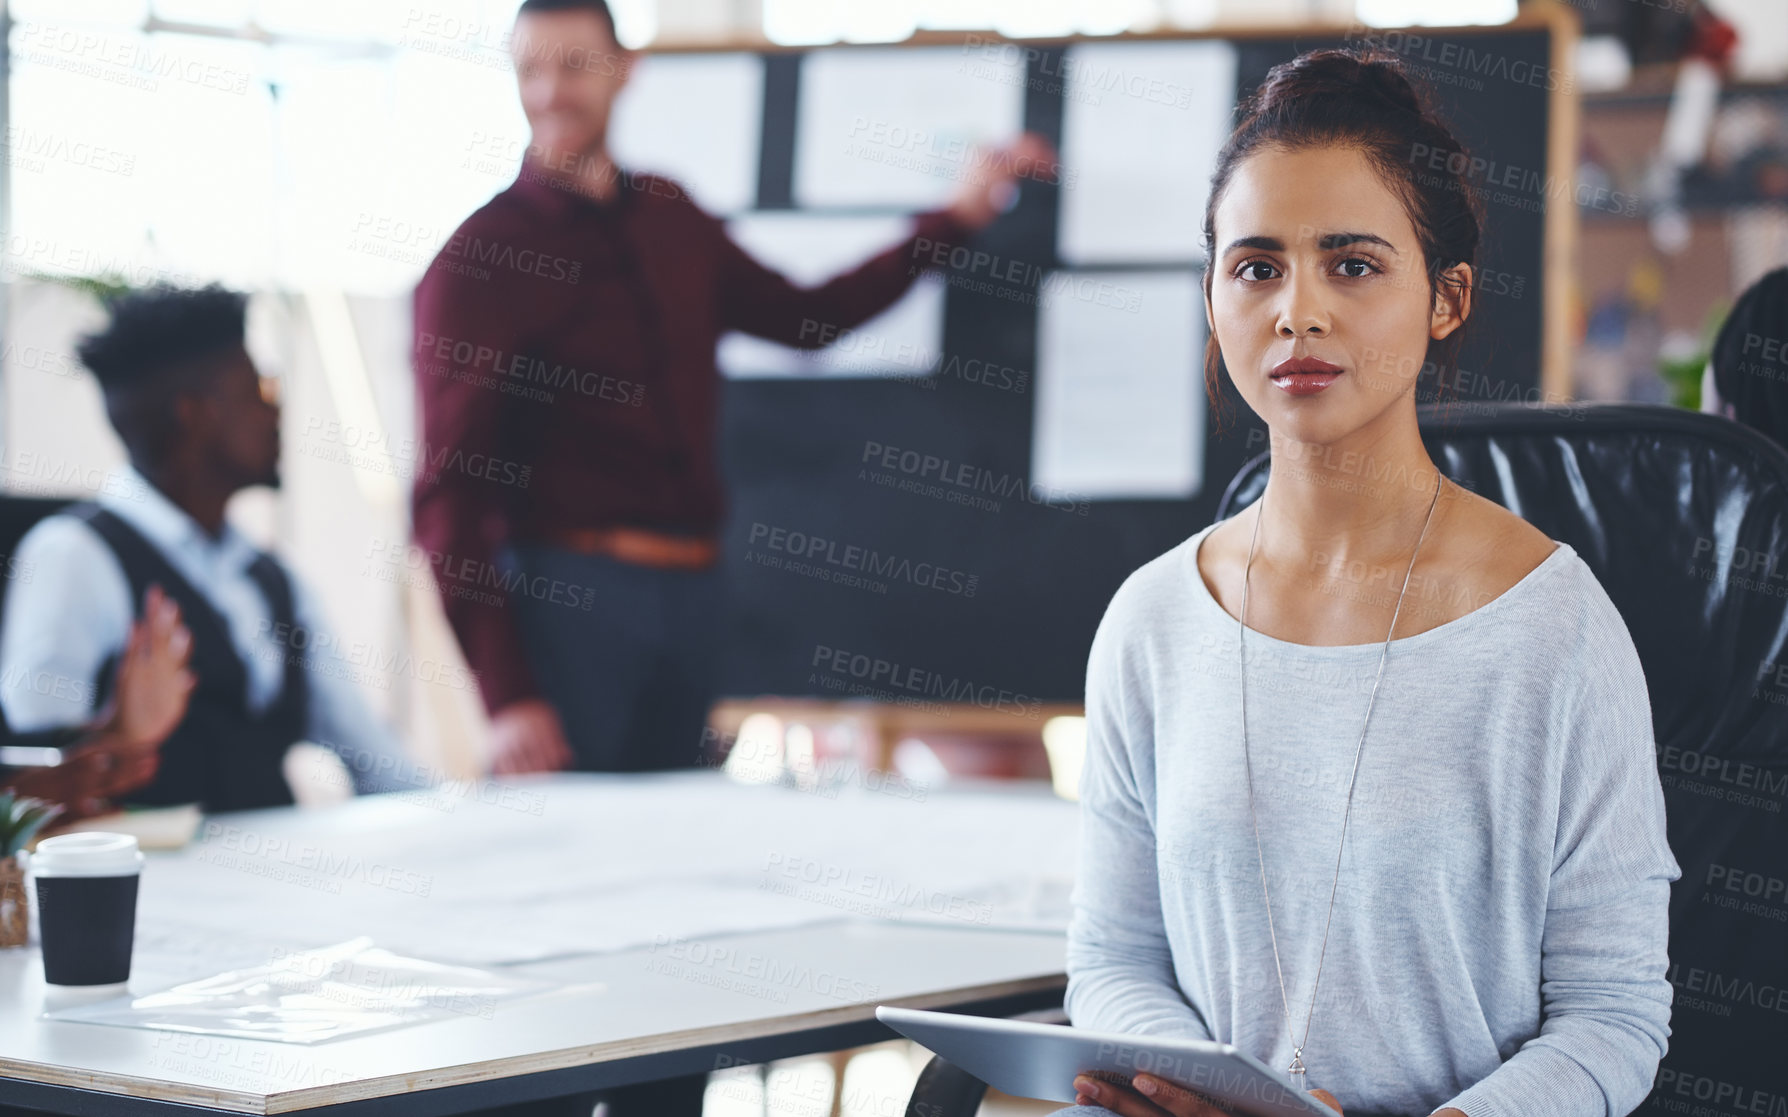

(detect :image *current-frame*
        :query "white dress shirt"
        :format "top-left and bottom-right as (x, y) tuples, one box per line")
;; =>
(0, 467), (416, 794)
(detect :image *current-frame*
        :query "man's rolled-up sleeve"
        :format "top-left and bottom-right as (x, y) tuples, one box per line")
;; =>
(290, 580), (427, 796)
(714, 206), (974, 348)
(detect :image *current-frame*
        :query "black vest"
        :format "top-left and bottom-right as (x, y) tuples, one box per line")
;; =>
(73, 504), (308, 814)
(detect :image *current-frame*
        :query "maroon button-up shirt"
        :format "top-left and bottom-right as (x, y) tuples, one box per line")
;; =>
(411, 163), (974, 715)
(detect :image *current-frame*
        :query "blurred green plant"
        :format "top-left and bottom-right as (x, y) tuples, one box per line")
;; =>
(22, 271), (140, 306)
(1662, 301), (1732, 411)
(0, 791), (63, 858)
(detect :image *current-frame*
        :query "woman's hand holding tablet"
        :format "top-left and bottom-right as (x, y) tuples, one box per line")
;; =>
(874, 1006), (1343, 1115)
(1071, 1073), (1343, 1116)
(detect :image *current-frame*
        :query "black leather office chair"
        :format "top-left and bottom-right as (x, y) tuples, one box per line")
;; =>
(901, 402), (1788, 1117)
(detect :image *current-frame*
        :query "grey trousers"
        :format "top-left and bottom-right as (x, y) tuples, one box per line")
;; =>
(505, 544), (723, 773)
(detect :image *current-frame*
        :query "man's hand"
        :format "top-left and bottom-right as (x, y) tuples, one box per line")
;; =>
(7, 742), (159, 822)
(106, 585), (196, 749)
(1071, 1073), (1343, 1116)
(487, 698), (574, 775)
(946, 131), (1060, 231)
(10, 585), (196, 820)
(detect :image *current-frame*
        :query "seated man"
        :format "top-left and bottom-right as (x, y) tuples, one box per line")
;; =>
(1, 585), (193, 820)
(0, 285), (420, 813)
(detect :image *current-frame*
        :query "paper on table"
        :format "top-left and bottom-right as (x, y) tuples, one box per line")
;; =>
(1031, 270), (1204, 500)
(128, 774), (1082, 969)
(44, 938), (560, 1043)
(609, 52), (764, 214)
(893, 875), (1077, 934)
(1057, 42), (1237, 264)
(717, 212), (945, 378)
(794, 46), (1024, 209)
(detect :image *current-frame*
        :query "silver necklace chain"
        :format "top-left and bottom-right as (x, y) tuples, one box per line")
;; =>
(1238, 469), (1445, 1081)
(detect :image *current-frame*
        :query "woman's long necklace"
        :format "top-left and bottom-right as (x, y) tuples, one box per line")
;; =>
(1237, 470), (1445, 1081)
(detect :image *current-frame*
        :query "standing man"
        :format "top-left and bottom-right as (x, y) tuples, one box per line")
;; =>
(413, 0), (1050, 780)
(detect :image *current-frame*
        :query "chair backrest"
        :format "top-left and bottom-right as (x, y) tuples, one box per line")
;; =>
(1217, 401), (1788, 1111)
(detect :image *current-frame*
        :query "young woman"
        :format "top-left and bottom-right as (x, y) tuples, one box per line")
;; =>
(1054, 49), (1680, 1117)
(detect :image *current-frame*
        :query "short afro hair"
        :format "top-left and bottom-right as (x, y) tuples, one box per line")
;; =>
(76, 284), (251, 462)
(77, 283), (248, 395)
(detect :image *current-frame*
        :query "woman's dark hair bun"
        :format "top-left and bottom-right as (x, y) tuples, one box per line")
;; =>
(1357, 57), (1424, 114)
(1249, 48), (1425, 118)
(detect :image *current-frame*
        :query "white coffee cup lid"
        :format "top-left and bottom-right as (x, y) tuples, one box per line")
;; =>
(29, 832), (144, 877)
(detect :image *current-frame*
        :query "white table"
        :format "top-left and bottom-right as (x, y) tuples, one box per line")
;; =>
(0, 771), (1078, 1116)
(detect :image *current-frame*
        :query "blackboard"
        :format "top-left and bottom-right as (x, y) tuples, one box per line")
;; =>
(707, 17), (1574, 704)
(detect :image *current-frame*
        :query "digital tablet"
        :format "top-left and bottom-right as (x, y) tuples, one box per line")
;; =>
(875, 1006), (1336, 1116)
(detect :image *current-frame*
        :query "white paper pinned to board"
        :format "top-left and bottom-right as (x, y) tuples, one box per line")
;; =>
(1031, 269), (1204, 500)
(794, 46), (1025, 209)
(610, 52), (764, 214)
(1057, 41), (1237, 264)
(716, 212), (945, 378)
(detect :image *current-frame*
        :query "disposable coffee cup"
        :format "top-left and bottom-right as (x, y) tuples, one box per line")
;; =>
(29, 832), (144, 986)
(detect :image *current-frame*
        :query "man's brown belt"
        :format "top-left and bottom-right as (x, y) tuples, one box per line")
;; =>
(536, 526), (719, 570)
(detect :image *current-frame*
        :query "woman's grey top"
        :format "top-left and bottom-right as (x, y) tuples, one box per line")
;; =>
(1065, 519), (1680, 1117)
